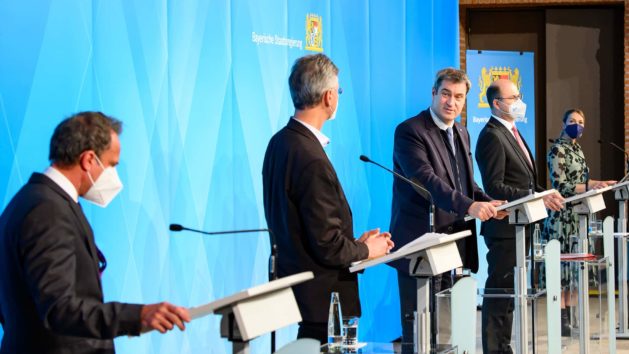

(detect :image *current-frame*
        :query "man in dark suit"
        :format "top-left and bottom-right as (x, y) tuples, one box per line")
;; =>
(263, 54), (393, 343)
(475, 79), (564, 353)
(390, 68), (506, 343)
(0, 112), (190, 354)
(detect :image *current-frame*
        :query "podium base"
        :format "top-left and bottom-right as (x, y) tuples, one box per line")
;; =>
(233, 341), (249, 354)
(615, 332), (629, 340)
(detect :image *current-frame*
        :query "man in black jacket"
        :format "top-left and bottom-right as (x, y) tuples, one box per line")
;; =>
(475, 79), (563, 353)
(262, 54), (393, 343)
(0, 112), (190, 354)
(390, 68), (506, 343)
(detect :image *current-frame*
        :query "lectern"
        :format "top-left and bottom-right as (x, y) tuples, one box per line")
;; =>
(612, 180), (629, 339)
(563, 185), (612, 354)
(350, 230), (472, 354)
(496, 190), (555, 354)
(188, 272), (314, 354)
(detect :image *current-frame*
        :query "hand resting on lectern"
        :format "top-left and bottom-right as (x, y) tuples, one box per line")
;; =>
(140, 302), (191, 334)
(356, 228), (394, 259)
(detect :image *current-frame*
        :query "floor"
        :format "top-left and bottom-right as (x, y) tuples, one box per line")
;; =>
(462, 297), (629, 353)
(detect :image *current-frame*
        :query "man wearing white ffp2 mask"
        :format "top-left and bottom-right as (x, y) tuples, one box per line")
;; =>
(0, 111), (190, 353)
(83, 155), (123, 207)
(475, 80), (564, 354)
(496, 95), (527, 122)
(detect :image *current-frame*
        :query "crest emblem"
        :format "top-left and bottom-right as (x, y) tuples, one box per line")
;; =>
(478, 66), (521, 108)
(305, 14), (323, 52)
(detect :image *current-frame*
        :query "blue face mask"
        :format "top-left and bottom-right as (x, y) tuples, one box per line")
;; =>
(564, 123), (584, 139)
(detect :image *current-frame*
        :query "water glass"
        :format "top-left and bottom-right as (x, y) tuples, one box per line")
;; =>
(342, 316), (359, 347)
(589, 218), (602, 234)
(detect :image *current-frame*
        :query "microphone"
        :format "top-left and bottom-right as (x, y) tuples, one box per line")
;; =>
(169, 223), (269, 235)
(359, 154), (435, 232)
(171, 223), (279, 353)
(169, 223), (278, 280)
(359, 155), (433, 203)
(169, 224), (183, 231)
(598, 139), (628, 157)
(598, 139), (629, 173)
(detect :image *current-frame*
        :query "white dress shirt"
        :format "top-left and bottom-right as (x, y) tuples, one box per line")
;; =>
(492, 114), (517, 138)
(292, 117), (330, 148)
(429, 107), (455, 131)
(43, 166), (79, 203)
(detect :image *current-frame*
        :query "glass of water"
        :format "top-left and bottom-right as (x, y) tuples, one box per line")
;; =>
(342, 316), (359, 347)
(589, 218), (602, 234)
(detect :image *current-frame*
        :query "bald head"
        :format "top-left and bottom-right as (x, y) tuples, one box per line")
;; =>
(486, 79), (521, 121)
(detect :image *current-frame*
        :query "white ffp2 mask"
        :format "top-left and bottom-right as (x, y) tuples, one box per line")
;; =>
(499, 98), (527, 121)
(83, 157), (123, 207)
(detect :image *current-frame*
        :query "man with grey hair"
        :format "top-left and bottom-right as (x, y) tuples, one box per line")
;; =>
(263, 54), (393, 343)
(390, 68), (506, 343)
(0, 112), (190, 353)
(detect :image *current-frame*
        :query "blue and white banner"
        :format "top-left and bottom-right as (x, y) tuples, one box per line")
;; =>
(0, 1), (461, 351)
(465, 50), (535, 291)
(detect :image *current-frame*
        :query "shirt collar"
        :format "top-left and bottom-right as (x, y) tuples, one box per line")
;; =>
(44, 166), (79, 203)
(492, 114), (516, 132)
(429, 107), (455, 131)
(292, 117), (330, 147)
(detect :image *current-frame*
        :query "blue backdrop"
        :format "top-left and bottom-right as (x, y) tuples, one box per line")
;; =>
(0, 1), (459, 352)
(465, 50), (536, 293)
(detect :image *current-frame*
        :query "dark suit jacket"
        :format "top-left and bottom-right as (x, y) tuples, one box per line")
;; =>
(262, 118), (369, 323)
(0, 173), (142, 354)
(390, 109), (492, 273)
(475, 117), (544, 239)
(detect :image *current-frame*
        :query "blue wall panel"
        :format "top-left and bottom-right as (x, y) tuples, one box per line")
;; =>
(0, 1), (459, 351)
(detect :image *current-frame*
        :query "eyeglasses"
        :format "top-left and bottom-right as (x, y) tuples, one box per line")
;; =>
(328, 87), (343, 95)
(496, 93), (523, 101)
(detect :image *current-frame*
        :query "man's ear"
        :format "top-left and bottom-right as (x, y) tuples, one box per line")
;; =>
(323, 89), (333, 107)
(78, 151), (95, 172)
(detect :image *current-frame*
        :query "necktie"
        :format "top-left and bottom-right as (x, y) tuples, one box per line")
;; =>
(511, 125), (533, 168)
(96, 247), (107, 275)
(446, 127), (456, 156)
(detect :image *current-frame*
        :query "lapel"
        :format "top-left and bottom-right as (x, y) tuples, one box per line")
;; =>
(421, 111), (456, 187)
(32, 174), (103, 286)
(454, 122), (475, 187)
(489, 118), (535, 175)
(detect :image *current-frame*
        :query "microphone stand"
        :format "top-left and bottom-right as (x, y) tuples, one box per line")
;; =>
(528, 181), (538, 354)
(359, 155), (435, 232)
(599, 139), (629, 175)
(169, 224), (278, 352)
(267, 231), (278, 353)
(358, 155), (439, 350)
(597, 140), (629, 338)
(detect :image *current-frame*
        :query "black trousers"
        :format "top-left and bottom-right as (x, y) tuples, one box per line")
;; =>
(397, 270), (453, 344)
(297, 321), (326, 345)
(481, 236), (529, 354)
